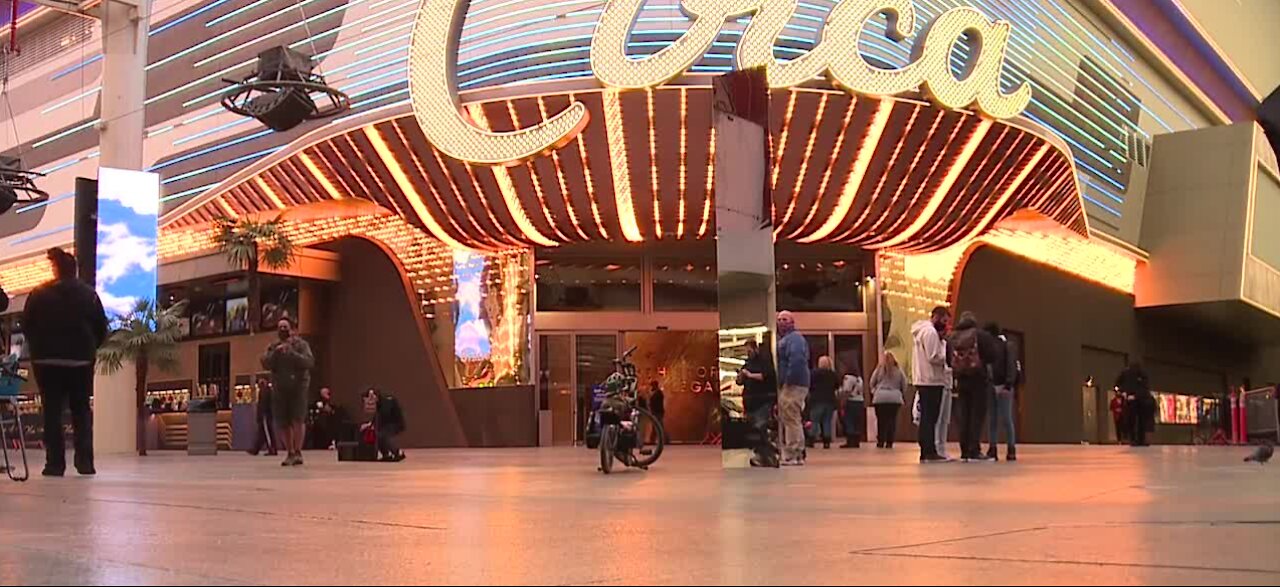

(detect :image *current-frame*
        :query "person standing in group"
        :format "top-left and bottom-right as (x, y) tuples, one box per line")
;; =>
(807, 356), (838, 450)
(870, 351), (907, 449)
(24, 249), (108, 477)
(262, 318), (314, 466)
(248, 377), (277, 456)
(1116, 362), (1154, 447)
(985, 323), (1020, 462)
(839, 365), (864, 449)
(948, 312), (1000, 462)
(911, 306), (951, 462)
(647, 380), (667, 444)
(776, 311), (810, 466)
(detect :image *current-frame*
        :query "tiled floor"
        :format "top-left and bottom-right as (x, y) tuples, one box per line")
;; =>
(1, 445), (1276, 585)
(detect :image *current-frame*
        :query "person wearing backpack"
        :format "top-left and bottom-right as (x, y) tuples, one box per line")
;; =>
(984, 323), (1020, 462)
(947, 311), (1000, 462)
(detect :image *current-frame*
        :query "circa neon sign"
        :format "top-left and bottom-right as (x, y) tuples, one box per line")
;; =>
(409, 0), (1031, 166)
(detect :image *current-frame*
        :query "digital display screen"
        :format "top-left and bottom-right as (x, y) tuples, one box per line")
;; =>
(95, 168), (159, 317)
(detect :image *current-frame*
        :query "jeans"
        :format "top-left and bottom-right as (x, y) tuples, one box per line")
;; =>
(778, 384), (808, 461)
(957, 379), (990, 458)
(937, 389), (953, 458)
(843, 401), (864, 445)
(987, 386), (1016, 451)
(916, 386), (943, 458)
(874, 403), (900, 447)
(33, 365), (95, 471)
(808, 403), (835, 443)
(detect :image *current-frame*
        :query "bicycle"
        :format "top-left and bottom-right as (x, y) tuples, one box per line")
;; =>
(592, 346), (665, 474)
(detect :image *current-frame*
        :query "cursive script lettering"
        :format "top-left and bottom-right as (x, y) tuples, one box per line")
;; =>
(408, 0), (589, 166)
(411, 0), (1031, 166)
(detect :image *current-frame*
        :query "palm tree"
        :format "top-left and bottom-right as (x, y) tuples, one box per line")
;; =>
(97, 299), (188, 456)
(212, 215), (295, 333)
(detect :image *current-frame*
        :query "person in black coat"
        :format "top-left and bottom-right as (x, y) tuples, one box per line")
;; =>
(1116, 362), (1154, 447)
(24, 249), (108, 476)
(947, 311), (1001, 461)
(363, 388), (406, 462)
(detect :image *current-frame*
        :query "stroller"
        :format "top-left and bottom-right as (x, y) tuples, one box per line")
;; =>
(0, 354), (29, 482)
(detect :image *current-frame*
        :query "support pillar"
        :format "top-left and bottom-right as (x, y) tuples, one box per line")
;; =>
(98, 0), (150, 172)
(93, 0), (151, 455)
(712, 69), (775, 469)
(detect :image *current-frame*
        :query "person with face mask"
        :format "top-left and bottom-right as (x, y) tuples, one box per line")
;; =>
(261, 318), (314, 466)
(775, 311), (810, 466)
(912, 306), (951, 463)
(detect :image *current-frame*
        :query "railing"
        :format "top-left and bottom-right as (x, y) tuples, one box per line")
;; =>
(1244, 387), (1279, 442)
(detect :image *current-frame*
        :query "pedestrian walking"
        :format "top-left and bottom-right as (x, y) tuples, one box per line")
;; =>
(984, 323), (1019, 461)
(911, 306), (951, 462)
(948, 311), (1000, 462)
(261, 318), (314, 466)
(647, 380), (668, 444)
(248, 377), (277, 456)
(1110, 389), (1126, 443)
(870, 351), (907, 449)
(807, 356), (838, 449)
(1116, 362), (1154, 447)
(775, 311), (810, 466)
(24, 249), (108, 477)
(839, 365), (864, 449)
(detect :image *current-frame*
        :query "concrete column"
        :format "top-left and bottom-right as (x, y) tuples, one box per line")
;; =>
(93, 367), (137, 455)
(98, 0), (151, 171)
(93, 0), (151, 455)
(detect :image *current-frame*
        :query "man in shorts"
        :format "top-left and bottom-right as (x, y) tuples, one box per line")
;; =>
(261, 318), (314, 466)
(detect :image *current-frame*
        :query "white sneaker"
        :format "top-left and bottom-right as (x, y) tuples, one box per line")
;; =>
(781, 457), (805, 467)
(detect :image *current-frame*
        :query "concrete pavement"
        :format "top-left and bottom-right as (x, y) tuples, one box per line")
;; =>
(0, 445), (1276, 585)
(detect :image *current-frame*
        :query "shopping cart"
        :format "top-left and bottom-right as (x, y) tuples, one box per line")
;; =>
(0, 354), (29, 482)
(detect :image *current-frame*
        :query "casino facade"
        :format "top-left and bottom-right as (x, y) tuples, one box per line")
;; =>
(0, 0), (1277, 448)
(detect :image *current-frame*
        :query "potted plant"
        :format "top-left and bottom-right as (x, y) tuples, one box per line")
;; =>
(212, 214), (295, 333)
(97, 299), (187, 456)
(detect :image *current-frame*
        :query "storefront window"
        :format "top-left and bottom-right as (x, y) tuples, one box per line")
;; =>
(652, 258), (717, 311)
(535, 255), (642, 312)
(776, 257), (867, 312)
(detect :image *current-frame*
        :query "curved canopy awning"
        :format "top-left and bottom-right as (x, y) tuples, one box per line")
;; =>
(162, 79), (1091, 254)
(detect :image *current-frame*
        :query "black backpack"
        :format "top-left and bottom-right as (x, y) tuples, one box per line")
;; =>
(951, 328), (983, 377)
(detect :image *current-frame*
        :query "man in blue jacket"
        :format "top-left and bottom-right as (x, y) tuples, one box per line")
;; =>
(775, 311), (810, 466)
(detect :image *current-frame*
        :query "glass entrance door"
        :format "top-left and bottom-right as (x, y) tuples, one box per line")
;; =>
(575, 335), (618, 444)
(539, 335), (573, 446)
(537, 333), (619, 446)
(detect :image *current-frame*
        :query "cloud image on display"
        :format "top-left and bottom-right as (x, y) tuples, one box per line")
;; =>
(96, 169), (159, 318)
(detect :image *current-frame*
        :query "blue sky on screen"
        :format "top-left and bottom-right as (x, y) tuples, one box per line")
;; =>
(96, 168), (159, 317)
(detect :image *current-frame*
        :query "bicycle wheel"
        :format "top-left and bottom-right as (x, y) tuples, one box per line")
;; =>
(599, 424), (616, 474)
(631, 407), (665, 468)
